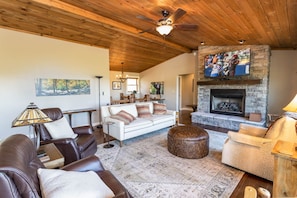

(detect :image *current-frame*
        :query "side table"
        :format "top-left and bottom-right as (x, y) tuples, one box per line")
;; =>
(104, 121), (114, 148)
(63, 108), (96, 131)
(271, 140), (297, 197)
(38, 143), (65, 169)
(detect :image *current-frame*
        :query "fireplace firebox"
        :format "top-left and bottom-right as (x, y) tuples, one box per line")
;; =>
(210, 89), (246, 117)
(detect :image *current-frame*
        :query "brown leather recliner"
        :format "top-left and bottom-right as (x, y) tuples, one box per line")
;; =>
(35, 108), (97, 165)
(0, 134), (131, 198)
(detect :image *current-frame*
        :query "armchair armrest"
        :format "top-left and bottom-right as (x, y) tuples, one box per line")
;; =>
(62, 155), (105, 172)
(228, 131), (272, 147)
(238, 123), (268, 137)
(73, 126), (92, 135)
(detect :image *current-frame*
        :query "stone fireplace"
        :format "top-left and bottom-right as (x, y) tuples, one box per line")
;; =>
(192, 45), (270, 130)
(210, 89), (245, 117)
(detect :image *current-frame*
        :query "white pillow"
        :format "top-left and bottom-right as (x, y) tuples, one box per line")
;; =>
(44, 117), (77, 139)
(37, 168), (115, 198)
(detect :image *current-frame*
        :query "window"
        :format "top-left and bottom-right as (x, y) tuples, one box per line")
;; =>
(126, 78), (138, 93)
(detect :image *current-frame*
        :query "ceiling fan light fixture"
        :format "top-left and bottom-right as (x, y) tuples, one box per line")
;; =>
(156, 25), (173, 35)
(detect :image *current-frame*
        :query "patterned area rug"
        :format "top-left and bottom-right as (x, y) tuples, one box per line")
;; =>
(95, 128), (244, 198)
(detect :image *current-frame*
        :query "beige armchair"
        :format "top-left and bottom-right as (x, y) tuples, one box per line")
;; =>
(222, 115), (297, 181)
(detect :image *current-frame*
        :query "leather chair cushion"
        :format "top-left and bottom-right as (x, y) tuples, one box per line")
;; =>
(76, 134), (97, 152)
(39, 108), (64, 140)
(0, 173), (21, 198)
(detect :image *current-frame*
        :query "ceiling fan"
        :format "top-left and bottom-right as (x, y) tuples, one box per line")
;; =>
(137, 8), (198, 36)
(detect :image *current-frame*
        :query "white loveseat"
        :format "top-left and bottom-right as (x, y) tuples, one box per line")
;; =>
(101, 102), (176, 146)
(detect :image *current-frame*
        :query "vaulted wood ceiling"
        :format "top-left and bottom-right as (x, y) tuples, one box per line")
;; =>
(0, 0), (296, 72)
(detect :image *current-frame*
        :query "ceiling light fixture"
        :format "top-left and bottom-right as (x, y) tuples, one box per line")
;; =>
(200, 41), (205, 45)
(239, 40), (246, 44)
(116, 62), (128, 83)
(156, 25), (173, 36)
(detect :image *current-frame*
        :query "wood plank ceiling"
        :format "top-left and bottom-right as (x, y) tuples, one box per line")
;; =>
(0, 0), (296, 72)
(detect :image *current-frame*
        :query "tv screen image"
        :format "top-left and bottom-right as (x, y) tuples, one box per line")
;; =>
(204, 48), (251, 78)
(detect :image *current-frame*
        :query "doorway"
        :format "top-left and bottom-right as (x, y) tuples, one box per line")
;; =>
(177, 73), (195, 111)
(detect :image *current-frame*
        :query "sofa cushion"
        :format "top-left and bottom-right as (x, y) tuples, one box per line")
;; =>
(153, 103), (167, 115)
(44, 117), (78, 139)
(149, 114), (174, 125)
(110, 110), (135, 125)
(124, 118), (153, 132)
(109, 104), (138, 118)
(136, 105), (152, 118)
(37, 168), (114, 198)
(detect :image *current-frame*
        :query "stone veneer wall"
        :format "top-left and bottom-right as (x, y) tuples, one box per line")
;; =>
(195, 45), (270, 121)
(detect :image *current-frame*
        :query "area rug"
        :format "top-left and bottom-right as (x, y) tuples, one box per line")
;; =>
(95, 128), (244, 198)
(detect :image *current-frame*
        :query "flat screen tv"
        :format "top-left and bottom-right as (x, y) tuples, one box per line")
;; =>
(204, 48), (251, 78)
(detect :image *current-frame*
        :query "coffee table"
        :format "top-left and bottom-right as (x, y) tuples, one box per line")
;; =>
(168, 125), (209, 159)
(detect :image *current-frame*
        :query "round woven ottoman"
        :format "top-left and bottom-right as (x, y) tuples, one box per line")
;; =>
(167, 125), (209, 159)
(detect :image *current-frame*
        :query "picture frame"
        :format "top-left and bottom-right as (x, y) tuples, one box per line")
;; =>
(150, 81), (164, 95)
(112, 81), (121, 90)
(35, 78), (90, 96)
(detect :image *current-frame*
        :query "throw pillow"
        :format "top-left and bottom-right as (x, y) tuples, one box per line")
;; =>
(37, 168), (115, 198)
(109, 104), (138, 117)
(153, 103), (167, 115)
(44, 117), (78, 139)
(136, 105), (152, 118)
(110, 110), (135, 125)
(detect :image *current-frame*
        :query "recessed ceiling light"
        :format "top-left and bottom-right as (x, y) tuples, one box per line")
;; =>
(238, 40), (246, 44)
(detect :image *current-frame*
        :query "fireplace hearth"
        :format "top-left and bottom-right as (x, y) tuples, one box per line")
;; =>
(210, 89), (246, 117)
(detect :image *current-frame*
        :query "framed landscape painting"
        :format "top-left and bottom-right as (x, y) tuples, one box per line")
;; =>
(35, 78), (90, 96)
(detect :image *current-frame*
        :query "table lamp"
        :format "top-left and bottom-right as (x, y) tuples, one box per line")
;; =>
(283, 94), (297, 113)
(12, 102), (52, 149)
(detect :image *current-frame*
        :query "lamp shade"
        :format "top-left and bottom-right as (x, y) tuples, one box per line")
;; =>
(12, 102), (52, 127)
(156, 25), (173, 35)
(283, 94), (297, 112)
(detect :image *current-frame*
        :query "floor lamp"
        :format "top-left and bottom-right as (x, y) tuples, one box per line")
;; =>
(96, 76), (103, 128)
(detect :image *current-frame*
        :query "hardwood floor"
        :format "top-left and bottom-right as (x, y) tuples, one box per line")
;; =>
(93, 110), (273, 197)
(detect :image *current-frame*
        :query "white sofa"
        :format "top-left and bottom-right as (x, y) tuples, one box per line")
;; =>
(222, 115), (297, 181)
(101, 102), (176, 146)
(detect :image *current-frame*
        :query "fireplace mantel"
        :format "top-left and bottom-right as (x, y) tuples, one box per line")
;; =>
(197, 79), (262, 85)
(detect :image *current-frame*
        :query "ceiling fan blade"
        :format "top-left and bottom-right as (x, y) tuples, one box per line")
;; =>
(174, 24), (198, 31)
(167, 8), (186, 23)
(139, 27), (155, 34)
(136, 15), (156, 24)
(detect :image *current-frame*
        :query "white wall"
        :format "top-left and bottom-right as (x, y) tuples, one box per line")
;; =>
(268, 50), (297, 115)
(0, 29), (110, 140)
(109, 71), (140, 101)
(140, 53), (196, 110)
